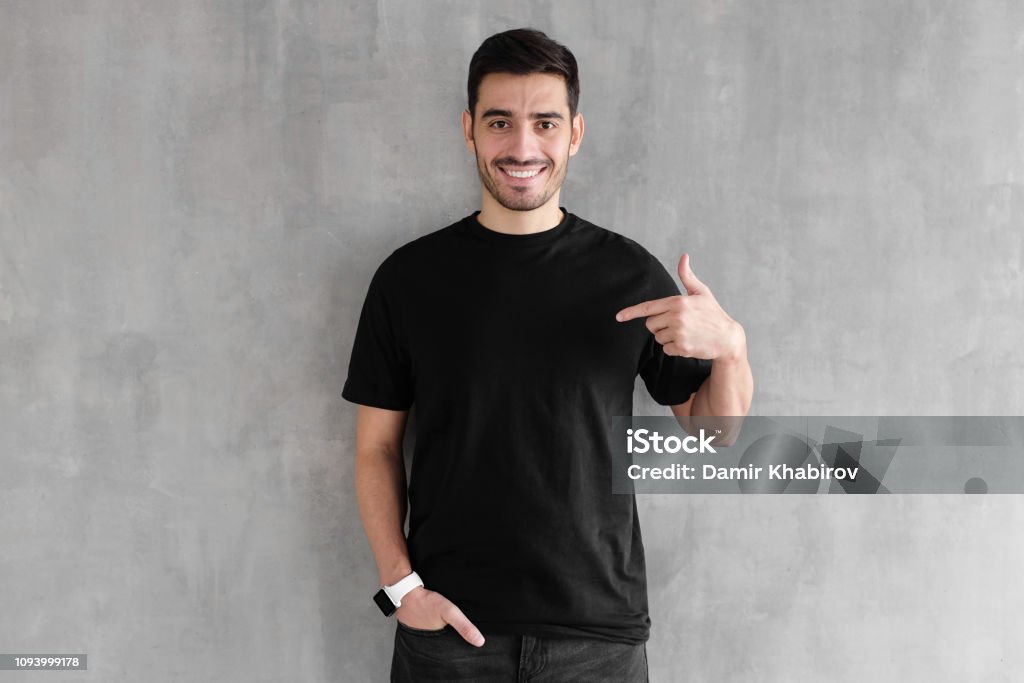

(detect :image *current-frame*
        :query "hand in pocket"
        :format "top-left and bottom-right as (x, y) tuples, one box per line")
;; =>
(395, 587), (486, 647)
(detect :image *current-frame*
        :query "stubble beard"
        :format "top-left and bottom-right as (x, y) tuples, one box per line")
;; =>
(474, 148), (569, 212)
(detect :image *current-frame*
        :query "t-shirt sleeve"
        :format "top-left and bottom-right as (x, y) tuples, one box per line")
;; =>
(637, 252), (713, 406)
(341, 254), (414, 410)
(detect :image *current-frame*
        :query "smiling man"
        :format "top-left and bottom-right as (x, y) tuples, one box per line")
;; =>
(343, 28), (753, 682)
(470, 70), (571, 218)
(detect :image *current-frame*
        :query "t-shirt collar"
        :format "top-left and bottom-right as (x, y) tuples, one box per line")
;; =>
(464, 206), (575, 246)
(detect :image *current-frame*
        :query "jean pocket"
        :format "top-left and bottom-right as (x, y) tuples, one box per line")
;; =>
(396, 620), (450, 636)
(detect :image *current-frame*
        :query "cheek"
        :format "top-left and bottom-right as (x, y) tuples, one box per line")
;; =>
(472, 136), (497, 158)
(547, 141), (570, 162)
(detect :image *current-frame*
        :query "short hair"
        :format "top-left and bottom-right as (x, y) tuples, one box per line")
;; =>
(467, 28), (580, 121)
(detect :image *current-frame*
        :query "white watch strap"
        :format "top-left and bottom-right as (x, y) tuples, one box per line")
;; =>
(384, 571), (423, 607)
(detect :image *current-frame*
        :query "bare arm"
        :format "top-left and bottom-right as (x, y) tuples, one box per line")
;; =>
(685, 328), (752, 419)
(352, 404), (486, 647)
(353, 405), (413, 586)
(671, 332), (752, 445)
(672, 326), (753, 418)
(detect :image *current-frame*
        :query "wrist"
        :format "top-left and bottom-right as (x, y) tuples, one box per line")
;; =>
(379, 563), (413, 587)
(715, 322), (747, 365)
(373, 570), (424, 617)
(399, 585), (426, 603)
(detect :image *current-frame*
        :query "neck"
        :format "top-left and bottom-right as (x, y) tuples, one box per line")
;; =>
(476, 194), (564, 235)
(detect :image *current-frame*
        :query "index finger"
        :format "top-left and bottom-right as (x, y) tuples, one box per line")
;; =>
(615, 296), (676, 322)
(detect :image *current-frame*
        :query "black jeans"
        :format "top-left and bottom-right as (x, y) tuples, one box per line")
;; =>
(390, 622), (649, 682)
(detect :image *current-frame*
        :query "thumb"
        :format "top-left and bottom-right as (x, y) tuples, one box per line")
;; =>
(442, 602), (486, 647)
(677, 252), (709, 296)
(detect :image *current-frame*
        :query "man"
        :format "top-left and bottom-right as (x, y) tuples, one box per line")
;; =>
(343, 28), (752, 682)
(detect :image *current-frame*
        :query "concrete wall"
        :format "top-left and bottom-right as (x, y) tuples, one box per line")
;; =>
(2, 1), (1022, 680)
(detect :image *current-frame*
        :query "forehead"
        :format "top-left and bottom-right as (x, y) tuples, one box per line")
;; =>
(476, 72), (570, 116)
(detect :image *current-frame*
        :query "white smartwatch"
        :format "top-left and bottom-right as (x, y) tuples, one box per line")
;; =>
(373, 571), (424, 617)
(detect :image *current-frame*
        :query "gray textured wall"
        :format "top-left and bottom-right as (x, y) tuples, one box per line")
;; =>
(2, 1), (1022, 681)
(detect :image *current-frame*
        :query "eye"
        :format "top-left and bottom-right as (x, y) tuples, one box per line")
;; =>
(490, 120), (509, 129)
(539, 121), (556, 130)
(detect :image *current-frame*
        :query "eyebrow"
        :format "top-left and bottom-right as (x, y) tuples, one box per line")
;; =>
(480, 108), (565, 121)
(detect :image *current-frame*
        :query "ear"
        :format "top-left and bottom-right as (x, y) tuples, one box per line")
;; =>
(462, 109), (476, 153)
(568, 112), (584, 157)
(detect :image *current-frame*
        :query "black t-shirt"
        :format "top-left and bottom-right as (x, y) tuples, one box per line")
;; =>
(342, 207), (711, 644)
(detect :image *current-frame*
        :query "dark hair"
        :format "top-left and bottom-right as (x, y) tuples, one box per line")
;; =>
(467, 28), (580, 121)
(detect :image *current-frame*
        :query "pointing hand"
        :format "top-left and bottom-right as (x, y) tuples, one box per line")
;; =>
(615, 253), (744, 361)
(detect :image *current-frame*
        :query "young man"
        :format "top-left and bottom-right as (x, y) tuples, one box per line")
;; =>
(343, 28), (752, 682)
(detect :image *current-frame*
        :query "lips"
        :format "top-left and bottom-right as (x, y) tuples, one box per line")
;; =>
(498, 165), (547, 183)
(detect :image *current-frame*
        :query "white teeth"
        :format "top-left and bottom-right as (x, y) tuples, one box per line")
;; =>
(502, 167), (542, 178)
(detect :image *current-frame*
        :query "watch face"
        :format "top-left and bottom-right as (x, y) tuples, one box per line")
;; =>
(373, 588), (397, 617)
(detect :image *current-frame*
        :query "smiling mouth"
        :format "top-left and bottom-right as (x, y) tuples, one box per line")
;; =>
(498, 166), (547, 180)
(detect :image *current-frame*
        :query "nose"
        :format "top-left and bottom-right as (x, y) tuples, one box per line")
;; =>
(507, 122), (541, 164)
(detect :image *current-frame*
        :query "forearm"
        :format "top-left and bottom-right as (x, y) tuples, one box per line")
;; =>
(692, 325), (753, 418)
(355, 444), (412, 586)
